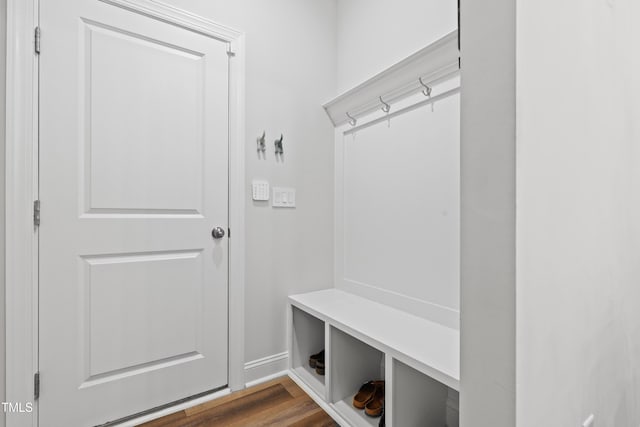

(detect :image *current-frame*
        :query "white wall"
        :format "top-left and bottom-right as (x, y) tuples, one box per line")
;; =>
(0, 0), (6, 425)
(343, 92), (460, 308)
(165, 0), (337, 373)
(516, 0), (640, 425)
(336, 0), (456, 94)
(459, 0), (516, 425)
(339, 88), (460, 328)
(334, 0), (459, 328)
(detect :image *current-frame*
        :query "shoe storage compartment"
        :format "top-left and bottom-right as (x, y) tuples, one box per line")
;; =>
(290, 306), (326, 398)
(392, 359), (454, 427)
(329, 326), (384, 427)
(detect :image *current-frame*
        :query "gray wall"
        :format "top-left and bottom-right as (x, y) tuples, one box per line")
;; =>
(165, 0), (338, 367)
(459, 0), (516, 425)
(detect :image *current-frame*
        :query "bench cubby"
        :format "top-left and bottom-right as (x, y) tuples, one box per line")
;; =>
(392, 359), (449, 427)
(329, 326), (385, 427)
(289, 306), (326, 398)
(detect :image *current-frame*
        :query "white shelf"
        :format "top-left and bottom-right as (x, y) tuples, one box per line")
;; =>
(323, 30), (459, 128)
(332, 398), (380, 427)
(289, 289), (459, 391)
(291, 365), (325, 399)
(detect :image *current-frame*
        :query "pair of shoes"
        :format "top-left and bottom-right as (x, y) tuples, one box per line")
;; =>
(352, 380), (384, 417)
(308, 350), (325, 375)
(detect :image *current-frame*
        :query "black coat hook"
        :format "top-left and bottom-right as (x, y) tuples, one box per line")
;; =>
(257, 131), (266, 152)
(274, 134), (284, 154)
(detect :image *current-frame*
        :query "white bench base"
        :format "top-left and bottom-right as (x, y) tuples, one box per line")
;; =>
(287, 289), (459, 427)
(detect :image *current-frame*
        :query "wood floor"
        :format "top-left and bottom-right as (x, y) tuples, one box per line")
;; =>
(138, 376), (337, 427)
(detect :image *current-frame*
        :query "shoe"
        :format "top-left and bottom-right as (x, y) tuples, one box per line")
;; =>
(352, 380), (384, 409)
(364, 384), (385, 417)
(309, 350), (325, 375)
(308, 350), (324, 369)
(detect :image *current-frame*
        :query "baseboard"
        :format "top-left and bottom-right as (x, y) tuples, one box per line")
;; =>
(339, 279), (460, 329)
(243, 351), (289, 385)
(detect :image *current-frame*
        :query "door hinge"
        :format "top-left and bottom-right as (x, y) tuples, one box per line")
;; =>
(34, 372), (40, 400)
(34, 26), (41, 55)
(34, 200), (40, 227)
(228, 228), (231, 238)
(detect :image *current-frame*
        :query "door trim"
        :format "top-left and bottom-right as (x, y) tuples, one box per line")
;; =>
(5, 0), (39, 426)
(5, 1), (246, 425)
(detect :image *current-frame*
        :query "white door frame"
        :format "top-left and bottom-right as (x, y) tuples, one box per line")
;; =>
(5, 1), (246, 425)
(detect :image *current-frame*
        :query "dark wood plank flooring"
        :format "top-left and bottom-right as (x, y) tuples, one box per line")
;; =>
(138, 376), (337, 427)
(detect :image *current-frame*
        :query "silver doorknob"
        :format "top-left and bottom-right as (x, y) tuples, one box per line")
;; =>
(212, 227), (226, 239)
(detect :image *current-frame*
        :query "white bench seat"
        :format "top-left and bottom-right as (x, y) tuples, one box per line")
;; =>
(289, 288), (459, 391)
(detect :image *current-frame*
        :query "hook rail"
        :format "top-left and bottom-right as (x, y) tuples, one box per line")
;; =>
(343, 86), (460, 136)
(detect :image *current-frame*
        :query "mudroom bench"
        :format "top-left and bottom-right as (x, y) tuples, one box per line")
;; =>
(287, 289), (459, 427)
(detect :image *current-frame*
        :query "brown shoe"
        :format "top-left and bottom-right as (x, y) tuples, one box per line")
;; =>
(352, 380), (384, 409)
(364, 385), (385, 417)
(308, 350), (324, 369)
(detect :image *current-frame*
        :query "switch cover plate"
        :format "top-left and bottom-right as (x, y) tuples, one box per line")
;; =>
(272, 187), (296, 208)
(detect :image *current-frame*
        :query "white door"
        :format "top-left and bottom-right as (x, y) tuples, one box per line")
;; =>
(39, 1), (230, 425)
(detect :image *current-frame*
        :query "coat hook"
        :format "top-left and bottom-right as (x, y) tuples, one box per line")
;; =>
(346, 112), (357, 127)
(380, 96), (391, 113)
(419, 77), (434, 112)
(419, 77), (432, 97)
(274, 134), (284, 154)
(257, 131), (266, 152)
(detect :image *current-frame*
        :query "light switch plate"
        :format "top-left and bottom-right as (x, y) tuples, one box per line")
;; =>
(272, 187), (296, 208)
(252, 180), (270, 201)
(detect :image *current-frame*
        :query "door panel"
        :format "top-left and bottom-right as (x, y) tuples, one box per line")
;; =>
(39, 1), (229, 426)
(82, 251), (203, 380)
(86, 21), (205, 213)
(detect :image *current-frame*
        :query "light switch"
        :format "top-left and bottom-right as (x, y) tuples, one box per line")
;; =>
(272, 187), (296, 208)
(252, 180), (270, 201)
